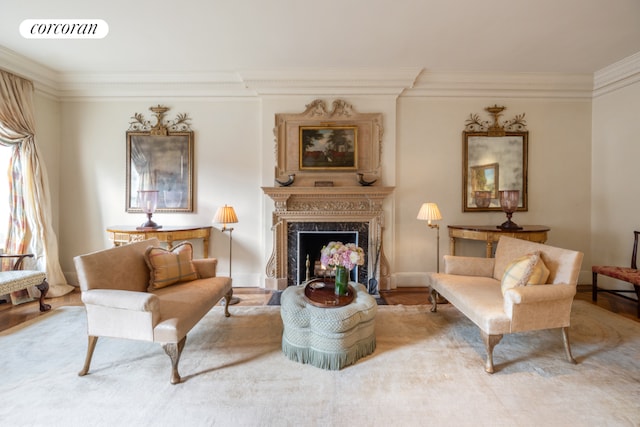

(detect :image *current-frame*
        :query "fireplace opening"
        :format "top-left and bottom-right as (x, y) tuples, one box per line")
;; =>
(298, 231), (358, 285)
(287, 222), (369, 287)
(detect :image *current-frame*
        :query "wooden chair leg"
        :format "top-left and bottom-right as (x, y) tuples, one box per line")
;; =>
(78, 335), (99, 376)
(224, 289), (233, 317)
(561, 327), (577, 364)
(429, 289), (438, 312)
(162, 336), (186, 385)
(36, 278), (51, 312)
(592, 272), (598, 302)
(481, 331), (503, 374)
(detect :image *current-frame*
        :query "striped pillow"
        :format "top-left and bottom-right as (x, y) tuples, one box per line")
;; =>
(501, 251), (550, 295)
(144, 242), (198, 290)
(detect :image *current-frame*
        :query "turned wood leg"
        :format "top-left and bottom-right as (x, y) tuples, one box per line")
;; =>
(163, 336), (186, 385)
(562, 327), (577, 364)
(78, 335), (99, 376)
(36, 278), (51, 312)
(481, 331), (503, 374)
(429, 289), (439, 313)
(224, 289), (233, 318)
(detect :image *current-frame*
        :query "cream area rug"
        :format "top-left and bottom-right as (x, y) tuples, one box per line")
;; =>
(1, 301), (638, 427)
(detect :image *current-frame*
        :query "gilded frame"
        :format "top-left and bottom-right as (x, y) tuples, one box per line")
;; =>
(463, 131), (528, 212)
(126, 131), (194, 212)
(299, 125), (358, 170)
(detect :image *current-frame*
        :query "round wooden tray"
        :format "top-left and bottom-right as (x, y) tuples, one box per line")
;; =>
(304, 279), (355, 308)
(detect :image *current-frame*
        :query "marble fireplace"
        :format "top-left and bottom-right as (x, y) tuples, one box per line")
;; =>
(262, 186), (394, 293)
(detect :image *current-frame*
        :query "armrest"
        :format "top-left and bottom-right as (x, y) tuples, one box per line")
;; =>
(504, 283), (576, 304)
(193, 258), (218, 278)
(81, 289), (159, 312)
(444, 255), (494, 277)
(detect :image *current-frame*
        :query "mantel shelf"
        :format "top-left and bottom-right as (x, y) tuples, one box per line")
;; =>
(262, 186), (395, 198)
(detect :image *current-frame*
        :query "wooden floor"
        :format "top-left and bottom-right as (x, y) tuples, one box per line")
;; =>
(1, 285), (637, 333)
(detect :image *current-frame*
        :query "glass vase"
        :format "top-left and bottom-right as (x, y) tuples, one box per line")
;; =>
(334, 265), (349, 296)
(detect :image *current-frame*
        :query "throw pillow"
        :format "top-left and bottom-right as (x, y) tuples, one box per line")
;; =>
(501, 251), (550, 295)
(144, 242), (198, 290)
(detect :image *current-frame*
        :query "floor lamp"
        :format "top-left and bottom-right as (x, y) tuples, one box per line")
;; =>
(417, 202), (447, 304)
(214, 204), (240, 305)
(417, 202), (442, 272)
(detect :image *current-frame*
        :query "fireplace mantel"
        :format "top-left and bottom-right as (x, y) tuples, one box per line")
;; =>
(262, 186), (394, 213)
(262, 185), (394, 291)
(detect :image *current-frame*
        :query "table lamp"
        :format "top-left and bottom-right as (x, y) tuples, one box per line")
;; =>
(214, 204), (239, 304)
(417, 202), (442, 273)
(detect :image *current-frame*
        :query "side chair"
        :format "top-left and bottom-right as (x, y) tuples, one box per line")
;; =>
(592, 230), (640, 318)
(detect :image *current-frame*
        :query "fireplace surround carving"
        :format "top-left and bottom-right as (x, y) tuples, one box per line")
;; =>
(264, 99), (393, 292)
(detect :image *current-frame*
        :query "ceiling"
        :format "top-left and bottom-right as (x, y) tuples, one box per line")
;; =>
(2, 0), (640, 79)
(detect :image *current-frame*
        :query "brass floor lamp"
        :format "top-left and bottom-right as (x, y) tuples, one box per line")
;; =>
(417, 202), (447, 303)
(417, 202), (442, 272)
(214, 204), (240, 305)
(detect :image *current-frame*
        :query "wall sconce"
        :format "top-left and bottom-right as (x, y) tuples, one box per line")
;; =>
(417, 202), (442, 273)
(214, 204), (239, 304)
(136, 190), (161, 230)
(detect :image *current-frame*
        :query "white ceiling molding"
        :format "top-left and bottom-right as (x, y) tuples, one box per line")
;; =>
(593, 51), (640, 98)
(239, 68), (421, 96)
(56, 72), (253, 100)
(0, 45), (59, 98)
(405, 71), (594, 99)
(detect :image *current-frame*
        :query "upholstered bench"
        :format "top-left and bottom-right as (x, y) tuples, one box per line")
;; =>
(280, 283), (377, 370)
(0, 254), (50, 312)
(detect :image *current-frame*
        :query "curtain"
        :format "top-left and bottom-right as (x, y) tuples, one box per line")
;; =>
(0, 70), (73, 297)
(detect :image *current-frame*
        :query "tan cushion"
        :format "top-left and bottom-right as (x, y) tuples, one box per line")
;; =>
(501, 251), (550, 295)
(144, 242), (198, 290)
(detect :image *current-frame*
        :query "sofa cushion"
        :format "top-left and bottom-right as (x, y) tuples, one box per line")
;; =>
(501, 252), (550, 295)
(145, 242), (198, 290)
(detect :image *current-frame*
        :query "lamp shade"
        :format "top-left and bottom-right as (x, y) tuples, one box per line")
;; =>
(213, 205), (238, 228)
(417, 202), (442, 225)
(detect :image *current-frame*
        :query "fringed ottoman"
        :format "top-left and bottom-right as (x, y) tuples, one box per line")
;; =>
(280, 283), (377, 370)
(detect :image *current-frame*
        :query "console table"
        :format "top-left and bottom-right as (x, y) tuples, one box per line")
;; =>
(106, 225), (212, 258)
(448, 225), (550, 258)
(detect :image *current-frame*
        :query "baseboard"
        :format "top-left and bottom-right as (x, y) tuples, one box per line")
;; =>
(391, 272), (430, 288)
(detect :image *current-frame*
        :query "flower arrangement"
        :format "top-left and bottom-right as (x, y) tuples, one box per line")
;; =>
(320, 241), (365, 271)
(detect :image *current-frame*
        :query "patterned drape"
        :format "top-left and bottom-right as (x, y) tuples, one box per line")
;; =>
(0, 70), (73, 297)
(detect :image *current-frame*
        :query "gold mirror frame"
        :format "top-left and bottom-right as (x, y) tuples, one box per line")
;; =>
(462, 105), (528, 212)
(126, 105), (194, 213)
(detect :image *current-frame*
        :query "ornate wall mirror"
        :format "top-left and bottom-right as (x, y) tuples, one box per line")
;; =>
(126, 105), (194, 212)
(462, 105), (528, 212)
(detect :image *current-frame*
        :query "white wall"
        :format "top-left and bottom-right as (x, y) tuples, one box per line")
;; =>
(47, 91), (594, 289)
(58, 99), (263, 286)
(592, 79), (640, 294)
(395, 97), (592, 285)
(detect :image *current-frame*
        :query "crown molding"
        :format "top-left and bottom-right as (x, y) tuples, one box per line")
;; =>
(404, 71), (594, 99)
(240, 68), (421, 96)
(593, 51), (640, 97)
(56, 72), (253, 100)
(0, 45), (60, 98)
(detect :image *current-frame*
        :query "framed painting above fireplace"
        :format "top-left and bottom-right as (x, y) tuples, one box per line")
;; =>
(274, 99), (382, 186)
(299, 126), (358, 170)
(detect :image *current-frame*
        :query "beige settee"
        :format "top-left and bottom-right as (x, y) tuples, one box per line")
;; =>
(74, 238), (233, 384)
(428, 236), (583, 373)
